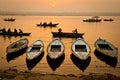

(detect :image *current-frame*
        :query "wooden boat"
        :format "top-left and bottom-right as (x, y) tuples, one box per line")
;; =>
(83, 18), (101, 22)
(6, 38), (28, 54)
(104, 18), (114, 21)
(51, 32), (84, 38)
(0, 32), (31, 36)
(4, 18), (15, 22)
(72, 37), (91, 60)
(94, 38), (117, 58)
(47, 38), (64, 59)
(37, 22), (58, 27)
(26, 39), (44, 61)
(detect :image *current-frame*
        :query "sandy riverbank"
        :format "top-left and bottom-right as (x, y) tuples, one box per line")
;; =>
(0, 68), (120, 80)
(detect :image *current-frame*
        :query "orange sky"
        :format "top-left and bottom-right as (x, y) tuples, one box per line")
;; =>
(0, 0), (120, 14)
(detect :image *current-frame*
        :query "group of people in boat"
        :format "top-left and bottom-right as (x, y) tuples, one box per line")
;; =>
(0, 28), (23, 33)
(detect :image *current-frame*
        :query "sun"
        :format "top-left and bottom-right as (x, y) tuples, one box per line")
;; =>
(52, 4), (55, 7)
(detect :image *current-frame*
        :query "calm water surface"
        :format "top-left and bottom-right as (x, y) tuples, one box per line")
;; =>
(0, 16), (120, 76)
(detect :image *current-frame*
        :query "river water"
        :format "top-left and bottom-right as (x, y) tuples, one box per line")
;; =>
(0, 15), (120, 76)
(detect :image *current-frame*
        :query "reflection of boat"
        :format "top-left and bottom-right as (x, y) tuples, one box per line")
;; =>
(6, 47), (27, 62)
(47, 38), (64, 60)
(4, 18), (15, 22)
(6, 38), (28, 54)
(52, 32), (84, 38)
(37, 22), (58, 27)
(83, 16), (101, 22)
(47, 54), (65, 71)
(72, 37), (91, 60)
(94, 50), (117, 67)
(26, 52), (44, 70)
(26, 39), (44, 61)
(94, 38), (118, 58)
(104, 18), (114, 21)
(0, 32), (31, 36)
(71, 53), (91, 72)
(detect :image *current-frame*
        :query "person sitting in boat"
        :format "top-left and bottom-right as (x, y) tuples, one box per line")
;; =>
(58, 28), (62, 33)
(14, 28), (18, 33)
(19, 29), (23, 33)
(72, 28), (78, 34)
(2, 28), (6, 33)
(7, 28), (11, 33)
(75, 28), (78, 34)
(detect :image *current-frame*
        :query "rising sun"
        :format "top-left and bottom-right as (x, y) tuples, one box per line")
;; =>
(52, 4), (55, 7)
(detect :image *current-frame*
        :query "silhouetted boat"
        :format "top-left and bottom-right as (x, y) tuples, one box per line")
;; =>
(104, 18), (114, 21)
(26, 39), (44, 61)
(0, 32), (31, 36)
(72, 37), (91, 60)
(94, 50), (117, 67)
(71, 53), (91, 72)
(37, 22), (58, 27)
(47, 54), (65, 71)
(47, 38), (64, 60)
(83, 16), (101, 22)
(51, 32), (84, 38)
(4, 18), (15, 22)
(6, 38), (28, 54)
(94, 38), (118, 58)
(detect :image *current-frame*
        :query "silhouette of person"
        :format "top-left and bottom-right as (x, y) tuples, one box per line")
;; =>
(14, 28), (17, 33)
(8, 28), (11, 33)
(19, 29), (23, 33)
(58, 28), (62, 33)
(2, 28), (6, 33)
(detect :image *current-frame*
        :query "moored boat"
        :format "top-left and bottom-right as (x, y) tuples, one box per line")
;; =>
(72, 37), (91, 60)
(6, 38), (28, 54)
(47, 38), (64, 59)
(94, 38), (117, 58)
(26, 39), (44, 61)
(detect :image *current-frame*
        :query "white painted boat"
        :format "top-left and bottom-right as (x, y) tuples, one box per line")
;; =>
(6, 38), (28, 54)
(72, 37), (91, 60)
(94, 38), (117, 58)
(47, 38), (64, 59)
(26, 39), (44, 61)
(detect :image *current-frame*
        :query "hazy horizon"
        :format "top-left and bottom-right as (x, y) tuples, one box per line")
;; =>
(0, 0), (120, 16)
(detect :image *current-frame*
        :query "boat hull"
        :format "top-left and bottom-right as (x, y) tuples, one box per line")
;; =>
(26, 40), (44, 61)
(47, 38), (64, 60)
(52, 32), (84, 38)
(6, 38), (28, 54)
(94, 38), (117, 58)
(72, 38), (91, 60)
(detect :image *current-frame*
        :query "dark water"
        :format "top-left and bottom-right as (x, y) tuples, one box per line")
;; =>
(0, 16), (120, 76)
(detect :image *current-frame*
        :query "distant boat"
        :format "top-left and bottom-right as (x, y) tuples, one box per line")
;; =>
(37, 22), (58, 27)
(6, 38), (28, 54)
(94, 38), (118, 58)
(26, 39), (44, 61)
(4, 18), (15, 22)
(72, 37), (91, 60)
(51, 32), (84, 38)
(0, 32), (31, 36)
(104, 18), (114, 21)
(47, 38), (64, 59)
(83, 16), (101, 22)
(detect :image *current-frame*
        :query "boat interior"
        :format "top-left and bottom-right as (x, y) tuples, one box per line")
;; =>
(98, 44), (113, 50)
(50, 45), (61, 52)
(75, 45), (87, 52)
